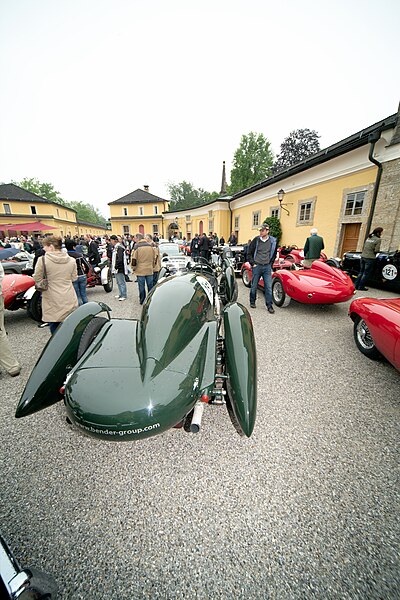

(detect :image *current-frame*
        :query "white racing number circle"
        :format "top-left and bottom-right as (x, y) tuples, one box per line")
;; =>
(196, 275), (214, 305)
(382, 264), (398, 280)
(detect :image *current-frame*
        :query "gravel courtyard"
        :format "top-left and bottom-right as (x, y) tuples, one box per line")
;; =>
(1, 279), (399, 599)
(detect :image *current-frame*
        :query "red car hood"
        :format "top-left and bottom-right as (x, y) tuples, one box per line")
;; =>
(350, 296), (400, 314)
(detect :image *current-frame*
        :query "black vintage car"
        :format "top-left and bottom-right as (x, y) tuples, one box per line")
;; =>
(341, 250), (400, 293)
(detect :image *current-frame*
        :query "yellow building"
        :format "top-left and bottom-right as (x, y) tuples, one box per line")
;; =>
(109, 186), (169, 238)
(0, 183), (79, 238)
(0, 183), (108, 239)
(156, 106), (400, 256)
(163, 199), (231, 242)
(230, 108), (400, 256)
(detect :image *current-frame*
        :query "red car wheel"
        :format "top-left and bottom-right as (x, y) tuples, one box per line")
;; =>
(272, 278), (291, 307)
(241, 268), (251, 288)
(354, 318), (381, 360)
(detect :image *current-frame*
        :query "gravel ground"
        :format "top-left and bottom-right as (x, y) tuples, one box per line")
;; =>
(1, 278), (399, 600)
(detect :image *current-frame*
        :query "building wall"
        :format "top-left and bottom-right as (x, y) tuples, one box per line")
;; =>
(164, 201), (231, 240)
(109, 201), (167, 237)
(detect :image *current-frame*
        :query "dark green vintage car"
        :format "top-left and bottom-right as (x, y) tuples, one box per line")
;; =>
(16, 250), (257, 440)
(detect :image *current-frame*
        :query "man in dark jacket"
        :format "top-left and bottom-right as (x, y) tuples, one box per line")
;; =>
(190, 234), (200, 259)
(247, 224), (278, 313)
(303, 228), (325, 267)
(199, 233), (211, 261)
(84, 235), (100, 266)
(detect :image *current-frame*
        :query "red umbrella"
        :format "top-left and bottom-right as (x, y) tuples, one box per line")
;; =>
(0, 221), (58, 232)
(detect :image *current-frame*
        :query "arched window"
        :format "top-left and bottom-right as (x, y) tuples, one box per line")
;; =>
(139, 224), (144, 235)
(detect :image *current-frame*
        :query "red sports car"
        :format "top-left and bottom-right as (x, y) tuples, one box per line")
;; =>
(242, 259), (355, 307)
(348, 296), (400, 371)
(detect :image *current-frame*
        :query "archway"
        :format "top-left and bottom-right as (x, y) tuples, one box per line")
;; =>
(199, 220), (203, 235)
(139, 224), (144, 235)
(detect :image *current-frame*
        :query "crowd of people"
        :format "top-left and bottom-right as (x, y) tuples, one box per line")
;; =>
(0, 225), (385, 378)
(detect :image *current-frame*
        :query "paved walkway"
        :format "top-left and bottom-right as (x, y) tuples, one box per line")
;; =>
(1, 281), (399, 599)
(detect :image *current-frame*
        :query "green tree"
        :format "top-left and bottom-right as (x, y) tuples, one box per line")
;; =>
(273, 129), (320, 173)
(262, 216), (282, 245)
(13, 177), (67, 205)
(228, 132), (274, 195)
(14, 177), (107, 225)
(167, 181), (218, 210)
(68, 201), (107, 226)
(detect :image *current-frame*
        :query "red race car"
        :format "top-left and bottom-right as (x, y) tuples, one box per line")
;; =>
(242, 260), (355, 307)
(348, 296), (400, 371)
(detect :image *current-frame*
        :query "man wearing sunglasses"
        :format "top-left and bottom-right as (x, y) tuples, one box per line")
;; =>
(247, 224), (278, 313)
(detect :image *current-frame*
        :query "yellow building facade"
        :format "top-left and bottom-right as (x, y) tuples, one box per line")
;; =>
(0, 184), (107, 239)
(109, 187), (168, 238)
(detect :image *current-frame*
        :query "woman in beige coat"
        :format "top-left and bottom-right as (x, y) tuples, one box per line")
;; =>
(33, 236), (78, 335)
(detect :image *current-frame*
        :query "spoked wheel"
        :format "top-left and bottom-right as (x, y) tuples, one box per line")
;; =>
(103, 269), (113, 293)
(241, 268), (251, 288)
(272, 278), (291, 307)
(354, 318), (381, 360)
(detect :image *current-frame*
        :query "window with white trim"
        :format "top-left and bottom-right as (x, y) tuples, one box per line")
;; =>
(31, 206), (37, 215)
(186, 215), (191, 222)
(252, 211), (261, 228)
(345, 191), (365, 215)
(270, 207), (279, 219)
(123, 207), (128, 216)
(297, 198), (316, 225)
(123, 225), (130, 235)
(3, 204), (11, 214)
(138, 206), (144, 216)
(208, 219), (214, 232)
(154, 206), (158, 215)
(234, 216), (240, 230)
(152, 224), (158, 234)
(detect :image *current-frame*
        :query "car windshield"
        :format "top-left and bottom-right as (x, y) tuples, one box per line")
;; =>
(159, 244), (181, 257)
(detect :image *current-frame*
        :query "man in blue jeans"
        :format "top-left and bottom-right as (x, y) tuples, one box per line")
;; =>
(110, 235), (128, 301)
(131, 233), (155, 305)
(247, 224), (278, 314)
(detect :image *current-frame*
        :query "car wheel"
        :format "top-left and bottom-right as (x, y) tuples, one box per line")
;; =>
(27, 290), (42, 322)
(272, 278), (291, 307)
(77, 317), (108, 360)
(241, 268), (251, 288)
(326, 258), (341, 268)
(103, 269), (113, 293)
(353, 317), (381, 360)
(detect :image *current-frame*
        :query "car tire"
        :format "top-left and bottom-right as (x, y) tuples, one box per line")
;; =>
(103, 269), (113, 293)
(27, 290), (43, 322)
(326, 258), (341, 268)
(272, 278), (291, 307)
(241, 268), (251, 288)
(353, 317), (381, 360)
(77, 317), (108, 360)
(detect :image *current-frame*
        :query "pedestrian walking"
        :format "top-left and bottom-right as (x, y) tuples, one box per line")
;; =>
(131, 234), (155, 304)
(110, 235), (128, 301)
(248, 224), (278, 313)
(354, 227), (384, 290)
(303, 228), (325, 267)
(65, 239), (90, 305)
(0, 263), (21, 377)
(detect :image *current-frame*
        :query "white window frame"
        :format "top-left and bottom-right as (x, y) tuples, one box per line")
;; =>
(252, 211), (261, 229)
(123, 207), (128, 216)
(270, 207), (280, 219)
(3, 203), (11, 214)
(138, 206), (144, 216)
(345, 191), (366, 216)
(297, 198), (316, 226)
(154, 206), (158, 215)
(234, 215), (240, 230)
(123, 225), (130, 235)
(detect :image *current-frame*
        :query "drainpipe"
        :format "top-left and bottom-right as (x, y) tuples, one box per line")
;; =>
(364, 131), (383, 243)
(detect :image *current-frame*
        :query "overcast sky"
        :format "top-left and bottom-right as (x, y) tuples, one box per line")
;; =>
(1, 0), (399, 217)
